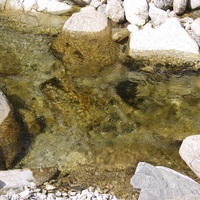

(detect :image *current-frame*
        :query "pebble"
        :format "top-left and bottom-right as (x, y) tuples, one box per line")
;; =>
(0, 186), (119, 200)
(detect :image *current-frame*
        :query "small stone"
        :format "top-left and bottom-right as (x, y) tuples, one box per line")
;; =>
(46, 184), (56, 190)
(88, 186), (95, 193)
(68, 191), (77, 196)
(62, 192), (68, 197)
(11, 194), (19, 200)
(55, 191), (62, 197)
(19, 189), (30, 199)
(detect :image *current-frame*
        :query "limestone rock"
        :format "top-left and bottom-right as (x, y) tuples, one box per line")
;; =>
(149, 3), (168, 26)
(36, 0), (73, 15)
(51, 7), (119, 77)
(188, 0), (200, 10)
(191, 18), (200, 36)
(0, 90), (23, 169)
(124, 0), (148, 26)
(105, 0), (125, 23)
(179, 135), (200, 178)
(173, 0), (188, 15)
(153, 0), (173, 10)
(128, 18), (199, 53)
(131, 162), (200, 200)
(21, 0), (35, 11)
(90, 0), (102, 8)
(0, 169), (35, 194)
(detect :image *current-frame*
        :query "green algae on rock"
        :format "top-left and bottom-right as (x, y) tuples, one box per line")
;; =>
(51, 8), (119, 77)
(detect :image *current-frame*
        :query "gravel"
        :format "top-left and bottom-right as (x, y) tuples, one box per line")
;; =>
(0, 186), (119, 200)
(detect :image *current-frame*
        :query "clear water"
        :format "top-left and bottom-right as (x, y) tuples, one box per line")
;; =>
(0, 22), (200, 198)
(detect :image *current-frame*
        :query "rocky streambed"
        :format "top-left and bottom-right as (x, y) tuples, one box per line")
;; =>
(1, 0), (200, 199)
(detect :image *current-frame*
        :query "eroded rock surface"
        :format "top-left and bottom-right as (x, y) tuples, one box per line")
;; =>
(131, 162), (200, 200)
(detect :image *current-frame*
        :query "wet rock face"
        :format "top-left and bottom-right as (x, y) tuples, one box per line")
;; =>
(0, 91), (23, 169)
(51, 8), (119, 77)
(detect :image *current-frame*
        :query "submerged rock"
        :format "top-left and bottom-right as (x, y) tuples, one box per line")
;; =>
(131, 162), (200, 200)
(0, 90), (23, 169)
(51, 7), (119, 77)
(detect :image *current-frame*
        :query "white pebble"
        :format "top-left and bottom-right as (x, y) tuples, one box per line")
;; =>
(69, 191), (77, 196)
(55, 191), (62, 197)
(46, 184), (56, 190)
(11, 194), (19, 200)
(88, 186), (95, 193)
(19, 189), (30, 199)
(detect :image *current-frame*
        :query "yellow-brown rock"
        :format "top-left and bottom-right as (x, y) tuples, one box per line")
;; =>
(51, 7), (119, 77)
(0, 91), (22, 169)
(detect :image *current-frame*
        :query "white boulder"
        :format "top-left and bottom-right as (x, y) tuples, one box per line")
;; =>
(63, 7), (107, 32)
(128, 18), (199, 53)
(149, 3), (168, 26)
(188, 0), (200, 9)
(173, 0), (188, 15)
(179, 135), (200, 178)
(131, 162), (200, 200)
(191, 18), (200, 37)
(0, 169), (35, 194)
(105, 0), (125, 23)
(124, 0), (148, 26)
(36, 0), (73, 15)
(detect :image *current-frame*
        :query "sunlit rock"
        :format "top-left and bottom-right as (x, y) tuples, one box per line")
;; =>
(188, 0), (200, 10)
(149, 3), (168, 26)
(36, 0), (73, 15)
(173, 0), (188, 15)
(179, 135), (200, 178)
(0, 169), (35, 194)
(0, 90), (23, 169)
(124, 0), (148, 26)
(127, 18), (200, 69)
(105, 0), (125, 23)
(191, 18), (200, 36)
(51, 7), (119, 77)
(131, 162), (200, 200)
(129, 18), (198, 53)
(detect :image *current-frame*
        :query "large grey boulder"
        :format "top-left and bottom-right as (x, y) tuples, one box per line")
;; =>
(0, 169), (35, 194)
(179, 135), (200, 178)
(52, 7), (119, 77)
(128, 18), (199, 53)
(131, 162), (200, 200)
(124, 0), (148, 26)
